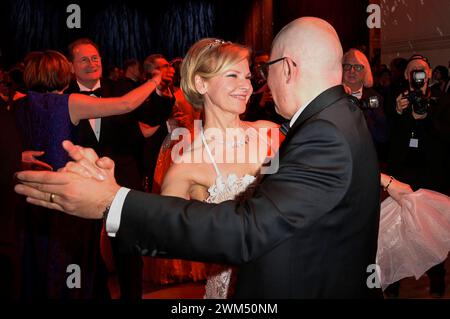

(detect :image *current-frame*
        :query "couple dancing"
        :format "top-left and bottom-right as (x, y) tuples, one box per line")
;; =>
(15, 17), (433, 298)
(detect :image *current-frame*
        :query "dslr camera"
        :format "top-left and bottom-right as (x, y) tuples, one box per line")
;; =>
(404, 70), (431, 115)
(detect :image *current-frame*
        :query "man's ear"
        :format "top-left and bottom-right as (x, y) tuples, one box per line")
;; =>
(70, 62), (75, 74)
(283, 58), (296, 84)
(194, 75), (207, 94)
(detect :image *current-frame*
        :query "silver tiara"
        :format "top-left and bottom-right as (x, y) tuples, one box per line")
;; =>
(207, 39), (230, 49)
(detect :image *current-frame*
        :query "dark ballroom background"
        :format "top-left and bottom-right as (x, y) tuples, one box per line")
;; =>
(0, 0), (369, 71)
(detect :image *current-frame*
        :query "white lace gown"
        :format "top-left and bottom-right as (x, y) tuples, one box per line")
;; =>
(200, 131), (256, 299)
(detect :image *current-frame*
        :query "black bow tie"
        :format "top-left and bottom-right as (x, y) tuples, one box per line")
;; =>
(79, 88), (102, 97)
(280, 121), (291, 136)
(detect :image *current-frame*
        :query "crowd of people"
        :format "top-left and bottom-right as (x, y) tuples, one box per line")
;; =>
(2, 16), (450, 300)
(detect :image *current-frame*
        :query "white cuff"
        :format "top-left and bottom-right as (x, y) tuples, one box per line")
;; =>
(106, 187), (131, 237)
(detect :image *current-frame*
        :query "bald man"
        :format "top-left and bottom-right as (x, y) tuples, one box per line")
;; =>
(16, 17), (381, 298)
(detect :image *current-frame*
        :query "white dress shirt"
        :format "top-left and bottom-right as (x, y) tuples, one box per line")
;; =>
(289, 98), (313, 127)
(350, 85), (363, 100)
(106, 187), (131, 237)
(77, 80), (102, 141)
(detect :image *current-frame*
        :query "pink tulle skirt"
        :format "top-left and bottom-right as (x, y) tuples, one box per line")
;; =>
(377, 189), (450, 290)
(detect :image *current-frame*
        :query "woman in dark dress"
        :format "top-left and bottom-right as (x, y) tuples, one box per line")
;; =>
(15, 50), (161, 169)
(13, 50), (162, 299)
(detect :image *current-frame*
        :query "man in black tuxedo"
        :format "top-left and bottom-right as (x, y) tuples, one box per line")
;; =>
(342, 48), (389, 166)
(16, 18), (381, 298)
(66, 39), (173, 191)
(65, 39), (173, 299)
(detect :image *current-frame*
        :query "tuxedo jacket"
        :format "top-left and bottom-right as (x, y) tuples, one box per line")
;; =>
(360, 87), (388, 143)
(116, 85), (381, 298)
(66, 78), (173, 189)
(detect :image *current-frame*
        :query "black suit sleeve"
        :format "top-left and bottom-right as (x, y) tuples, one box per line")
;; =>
(117, 120), (352, 264)
(131, 92), (174, 126)
(114, 80), (174, 126)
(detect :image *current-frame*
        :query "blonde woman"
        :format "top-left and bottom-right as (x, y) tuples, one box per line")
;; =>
(159, 38), (280, 298)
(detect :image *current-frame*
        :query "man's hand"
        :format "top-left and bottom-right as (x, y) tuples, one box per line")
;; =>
(14, 140), (120, 219)
(14, 170), (120, 219)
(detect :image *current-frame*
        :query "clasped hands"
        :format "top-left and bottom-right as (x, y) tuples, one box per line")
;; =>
(14, 141), (415, 219)
(15, 140), (120, 219)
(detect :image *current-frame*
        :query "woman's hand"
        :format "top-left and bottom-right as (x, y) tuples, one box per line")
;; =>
(21, 150), (53, 171)
(150, 69), (162, 87)
(381, 173), (413, 203)
(58, 140), (112, 182)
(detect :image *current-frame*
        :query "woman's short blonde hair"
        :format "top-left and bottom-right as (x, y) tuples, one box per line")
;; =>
(343, 48), (373, 88)
(24, 50), (72, 93)
(181, 38), (251, 110)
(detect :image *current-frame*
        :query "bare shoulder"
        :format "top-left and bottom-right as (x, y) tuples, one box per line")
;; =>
(164, 134), (204, 182)
(161, 162), (195, 199)
(163, 162), (193, 183)
(245, 120), (279, 129)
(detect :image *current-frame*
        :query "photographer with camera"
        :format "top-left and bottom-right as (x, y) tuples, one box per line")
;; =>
(385, 54), (450, 298)
(395, 57), (441, 118)
(342, 49), (389, 163)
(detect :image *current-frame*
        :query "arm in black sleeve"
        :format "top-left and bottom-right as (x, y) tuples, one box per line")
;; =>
(131, 92), (174, 126)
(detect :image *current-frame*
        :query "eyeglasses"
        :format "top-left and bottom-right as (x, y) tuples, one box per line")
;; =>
(258, 57), (297, 81)
(76, 55), (101, 66)
(343, 63), (364, 72)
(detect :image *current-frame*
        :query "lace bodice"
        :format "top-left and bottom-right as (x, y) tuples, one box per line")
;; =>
(201, 130), (256, 298)
(205, 173), (256, 203)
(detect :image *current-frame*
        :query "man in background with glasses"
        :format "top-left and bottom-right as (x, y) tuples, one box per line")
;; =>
(64, 39), (173, 300)
(342, 48), (388, 164)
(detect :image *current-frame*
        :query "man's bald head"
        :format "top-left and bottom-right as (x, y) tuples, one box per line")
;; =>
(273, 17), (342, 80)
(268, 17), (343, 119)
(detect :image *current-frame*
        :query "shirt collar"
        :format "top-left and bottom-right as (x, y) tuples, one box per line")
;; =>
(351, 85), (363, 99)
(289, 98), (314, 127)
